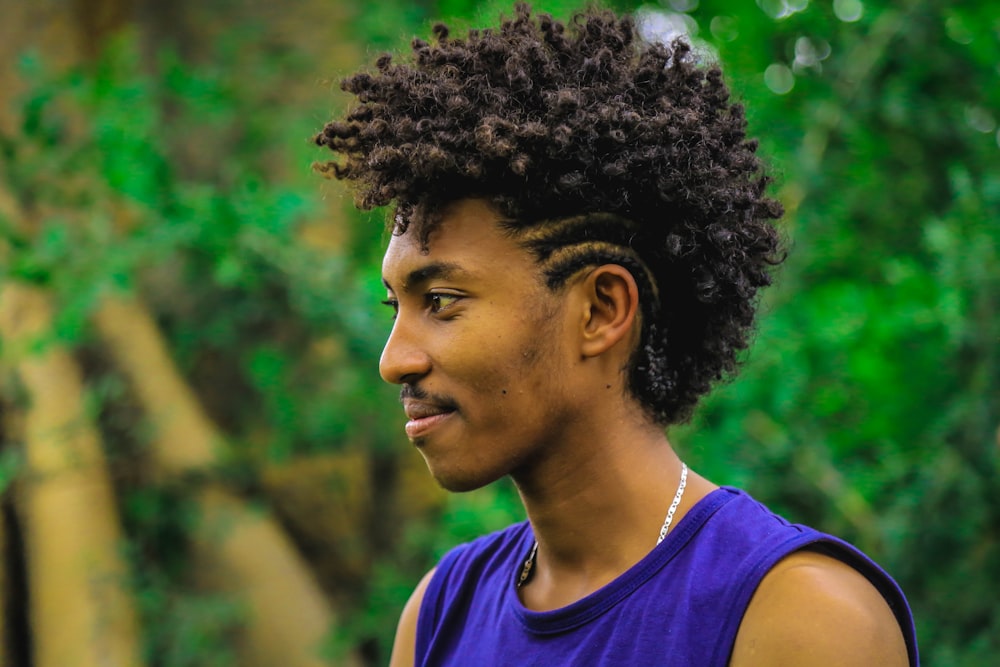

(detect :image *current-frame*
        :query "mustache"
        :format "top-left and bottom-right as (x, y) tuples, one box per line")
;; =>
(400, 384), (458, 410)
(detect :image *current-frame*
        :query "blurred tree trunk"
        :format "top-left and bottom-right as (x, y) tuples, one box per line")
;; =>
(0, 1), (77, 135)
(94, 294), (361, 667)
(72, 0), (133, 60)
(0, 0), (447, 662)
(0, 283), (143, 667)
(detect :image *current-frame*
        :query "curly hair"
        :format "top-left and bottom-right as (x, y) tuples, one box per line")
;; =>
(314, 3), (784, 425)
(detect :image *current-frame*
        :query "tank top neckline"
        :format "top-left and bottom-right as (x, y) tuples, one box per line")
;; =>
(508, 486), (738, 635)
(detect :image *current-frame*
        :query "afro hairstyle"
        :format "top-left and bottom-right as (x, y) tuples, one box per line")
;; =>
(315, 3), (785, 425)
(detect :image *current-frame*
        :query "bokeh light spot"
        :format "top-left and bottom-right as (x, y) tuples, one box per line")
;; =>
(757, 0), (791, 20)
(637, 7), (698, 44)
(668, 0), (699, 12)
(833, 0), (863, 22)
(945, 16), (974, 45)
(710, 15), (739, 42)
(764, 63), (795, 94)
(965, 106), (997, 134)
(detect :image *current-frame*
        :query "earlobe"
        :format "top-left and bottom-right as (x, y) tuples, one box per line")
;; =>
(579, 264), (640, 358)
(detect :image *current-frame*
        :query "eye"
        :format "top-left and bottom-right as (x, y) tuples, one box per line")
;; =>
(428, 293), (460, 313)
(381, 298), (399, 319)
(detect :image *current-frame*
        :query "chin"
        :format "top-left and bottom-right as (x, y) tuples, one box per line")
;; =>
(425, 462), (501, 494)
(437, 479), (486, 493)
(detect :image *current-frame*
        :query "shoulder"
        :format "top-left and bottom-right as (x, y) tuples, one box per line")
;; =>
(387, 522), (532, 667)
(730, 549), (910, 667)
(388, 567), (436, 667)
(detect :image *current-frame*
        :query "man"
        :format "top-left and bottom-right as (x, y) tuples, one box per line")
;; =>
(315, 4), (919, 665)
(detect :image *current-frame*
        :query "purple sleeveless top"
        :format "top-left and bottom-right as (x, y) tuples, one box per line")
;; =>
(415, 486), (919, 666)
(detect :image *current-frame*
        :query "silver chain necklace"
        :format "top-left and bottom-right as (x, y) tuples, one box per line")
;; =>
(517, 462), (689, 588)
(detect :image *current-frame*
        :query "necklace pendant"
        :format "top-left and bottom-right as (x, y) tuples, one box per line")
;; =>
(517, 542), (538, 588)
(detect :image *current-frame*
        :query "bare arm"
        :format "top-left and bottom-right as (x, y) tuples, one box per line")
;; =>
(730, 550), (909, 667)
(388, 568), (436, 667)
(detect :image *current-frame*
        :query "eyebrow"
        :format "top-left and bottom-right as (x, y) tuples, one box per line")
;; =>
(383, 261), (468, 292)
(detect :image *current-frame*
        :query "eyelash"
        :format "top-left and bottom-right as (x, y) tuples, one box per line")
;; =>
(381, 299), (399, 319)
(381, 293), (461, 319)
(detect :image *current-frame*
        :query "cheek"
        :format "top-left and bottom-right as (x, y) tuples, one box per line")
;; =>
(436, 326), (515, 390)
(455, 337), (545, 398)
(449, 302), (565, 395)
(504, 338), (564, 400)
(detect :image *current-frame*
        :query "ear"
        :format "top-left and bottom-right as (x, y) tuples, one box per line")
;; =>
(578, 264), (641, 359)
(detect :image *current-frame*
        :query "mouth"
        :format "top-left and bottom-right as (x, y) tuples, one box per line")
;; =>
(402, 399), (457, 440)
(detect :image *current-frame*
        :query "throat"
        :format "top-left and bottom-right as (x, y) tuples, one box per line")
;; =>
(517, 463), (690, 610)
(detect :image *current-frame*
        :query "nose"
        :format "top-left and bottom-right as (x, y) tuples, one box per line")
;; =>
(379, 317), (431, 385)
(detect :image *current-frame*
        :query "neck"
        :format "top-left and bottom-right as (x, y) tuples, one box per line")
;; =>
(511, 410), (715, 610)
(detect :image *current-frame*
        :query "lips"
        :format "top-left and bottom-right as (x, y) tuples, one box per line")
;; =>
(402, 398), (457, 439)
(403, 399), (453, 420)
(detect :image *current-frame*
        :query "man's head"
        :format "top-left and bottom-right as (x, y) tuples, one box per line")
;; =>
(378, 198), (648, 491)
(316, 3), (784, 425)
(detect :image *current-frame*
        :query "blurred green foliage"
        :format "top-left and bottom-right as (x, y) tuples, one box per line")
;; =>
(667, 4), (1000, 665)
(2, 28), (397, 665)
(1, 1), (998, 665)
(354, 1), (1000, 663)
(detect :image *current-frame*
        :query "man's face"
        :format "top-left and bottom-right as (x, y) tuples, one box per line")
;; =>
(379, 199), (585, 492)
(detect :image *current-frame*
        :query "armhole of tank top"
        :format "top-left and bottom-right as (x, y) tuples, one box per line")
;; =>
(713, 537), (917, 667)
(710, 533), (834, 666)
(799, 540), (919, 667)
(414, 543), (471, 660)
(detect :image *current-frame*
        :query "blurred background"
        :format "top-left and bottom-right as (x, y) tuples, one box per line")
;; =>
(0, 0), (997, 665)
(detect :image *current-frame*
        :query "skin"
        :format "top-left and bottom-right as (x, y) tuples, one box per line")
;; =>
(383, 198), (909, 667)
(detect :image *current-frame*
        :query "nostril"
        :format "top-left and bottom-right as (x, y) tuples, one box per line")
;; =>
(399, 372), (426, 386)
(379, 337), (431, 385)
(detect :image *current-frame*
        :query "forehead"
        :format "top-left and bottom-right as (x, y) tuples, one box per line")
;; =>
(381, 199), (538, 288)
